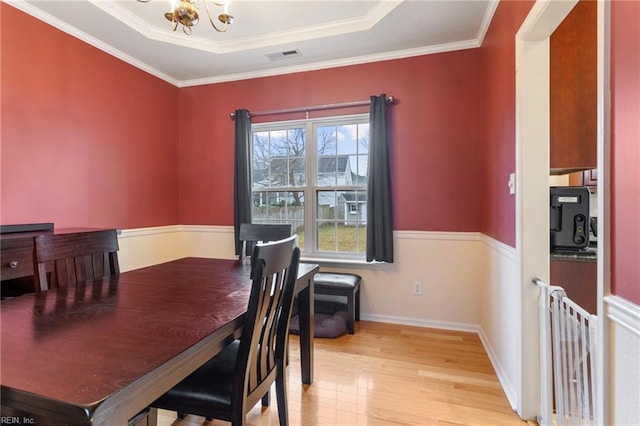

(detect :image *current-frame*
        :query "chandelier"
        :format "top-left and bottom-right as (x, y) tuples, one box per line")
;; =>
(138, 0), (234, 35)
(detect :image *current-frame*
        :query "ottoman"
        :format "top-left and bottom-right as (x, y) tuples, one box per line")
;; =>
(314, 272), (362, 334)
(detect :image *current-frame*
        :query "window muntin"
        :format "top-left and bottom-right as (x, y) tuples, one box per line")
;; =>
(316, 189), (367, 254)
(251, 115), (368, 259)
(252, 190), (305, 249)
(252, 127), (306, 187)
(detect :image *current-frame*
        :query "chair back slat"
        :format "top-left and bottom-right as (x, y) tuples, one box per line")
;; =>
(238, 223), (292, 260)
(34, 230), (120, 292)
(234, 235), (300, 411)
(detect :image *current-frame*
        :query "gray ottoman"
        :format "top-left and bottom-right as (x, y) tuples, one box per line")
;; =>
(314, 272), (362, 334)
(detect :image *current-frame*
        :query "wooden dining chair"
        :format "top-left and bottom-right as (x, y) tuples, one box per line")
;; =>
(33, 228), (150, 425)
(151, 235), (301, 426)
(238, 223), (292, 260)
(33, 229), (120, 293)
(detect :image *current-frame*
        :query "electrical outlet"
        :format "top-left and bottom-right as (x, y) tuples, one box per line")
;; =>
(412, 281), (422, 296)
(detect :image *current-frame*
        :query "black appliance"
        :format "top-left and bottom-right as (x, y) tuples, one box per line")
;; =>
(589, 216), (598, 247)
(550, 186), (590, 251)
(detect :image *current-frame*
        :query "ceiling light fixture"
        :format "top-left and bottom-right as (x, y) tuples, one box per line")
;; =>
(137, 0), (234, 35)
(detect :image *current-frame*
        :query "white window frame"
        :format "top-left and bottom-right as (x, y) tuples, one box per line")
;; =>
(251, 113), (369, 260)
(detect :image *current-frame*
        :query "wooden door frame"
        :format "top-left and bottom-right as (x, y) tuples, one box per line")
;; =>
(515, 1), (609, 423)
(515, 0), (578, 421)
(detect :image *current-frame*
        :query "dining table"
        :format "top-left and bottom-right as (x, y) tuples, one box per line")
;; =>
(0, 257), (318, 425)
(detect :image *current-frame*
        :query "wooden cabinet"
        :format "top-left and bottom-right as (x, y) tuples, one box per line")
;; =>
(569, 168), (598, 187)
(1, 224), (54, 283)
(1, 245), (36, 282)
(550, 0), (597, 174)
(550, 258), (597, 314)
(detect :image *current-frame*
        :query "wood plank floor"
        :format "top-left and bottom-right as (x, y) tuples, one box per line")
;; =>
(157, 321), (531, 426)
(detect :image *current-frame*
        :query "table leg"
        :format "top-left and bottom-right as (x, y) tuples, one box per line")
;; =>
(145, 408), (159, 426)
(297, 277), (314, 384)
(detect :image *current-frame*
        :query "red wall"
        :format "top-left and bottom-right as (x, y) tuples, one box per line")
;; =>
(0, 3), (533, 240)
(611, 0), (640, 304)
(3, 2), (635, 304)
(479, 0), (535, 247)
(177, 52), (482, 232)
(0, 4), (180, 229)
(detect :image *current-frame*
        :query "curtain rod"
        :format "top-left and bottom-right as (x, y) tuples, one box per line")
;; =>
(230, 96), (394, 119)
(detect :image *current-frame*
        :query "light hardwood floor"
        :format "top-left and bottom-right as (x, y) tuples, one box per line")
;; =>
(157, 321), (531, 426)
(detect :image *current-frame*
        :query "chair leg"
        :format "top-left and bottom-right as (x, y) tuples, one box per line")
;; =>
(262, 389), (271, 407)
(177, 412), (185, 420)
(286, 333), (290, 366)
(231, 411), (246, 426)
(346, 292), (355, 334)
(355, 286), (361, 321)
(276, 363), (289, 426)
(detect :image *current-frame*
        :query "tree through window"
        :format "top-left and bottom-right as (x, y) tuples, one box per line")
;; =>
(251, 114), (369, 258)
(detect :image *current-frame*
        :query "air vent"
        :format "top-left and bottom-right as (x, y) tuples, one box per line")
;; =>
(266, 49), (303, 62)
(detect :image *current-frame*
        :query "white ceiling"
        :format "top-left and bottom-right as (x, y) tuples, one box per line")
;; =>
(10, 0), (498, 87)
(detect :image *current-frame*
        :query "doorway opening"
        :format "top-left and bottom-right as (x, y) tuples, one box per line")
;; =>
(515, 0), (580, 422)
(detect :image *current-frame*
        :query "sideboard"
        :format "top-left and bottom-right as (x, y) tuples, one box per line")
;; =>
(1, 224), (113, 297)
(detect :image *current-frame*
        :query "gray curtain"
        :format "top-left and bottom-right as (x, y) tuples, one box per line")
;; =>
(233, 109), (252, 256)
(366, 94), (394, 263)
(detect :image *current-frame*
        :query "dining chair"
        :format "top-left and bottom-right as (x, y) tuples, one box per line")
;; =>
(33, 229), (120, 293)
(151, 235), (301, 426)
(33, 228), (150, 425)
(238, 223), (292, 260)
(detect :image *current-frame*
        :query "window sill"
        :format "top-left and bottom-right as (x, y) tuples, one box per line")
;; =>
(300, 256), (390, 268)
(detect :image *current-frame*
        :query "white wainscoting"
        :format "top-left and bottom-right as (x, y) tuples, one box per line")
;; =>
(478, 235), (519, 411)
(118, 225), (237, 272)
(119, 226), (485, 328)
(117, 225), (183, 272)
(178, 225), (237, 260)
(605, 295), (640, 426)
(117, 225), (519, 410)
(332, 231), (484, 331)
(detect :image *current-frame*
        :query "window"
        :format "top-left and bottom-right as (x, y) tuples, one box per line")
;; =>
(251, 114), (369, 259)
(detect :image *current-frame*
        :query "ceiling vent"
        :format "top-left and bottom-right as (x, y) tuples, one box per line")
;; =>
(266, 49), (303, 62)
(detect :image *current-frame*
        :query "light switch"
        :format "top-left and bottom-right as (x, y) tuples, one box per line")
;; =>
(508, 173), (515, 195)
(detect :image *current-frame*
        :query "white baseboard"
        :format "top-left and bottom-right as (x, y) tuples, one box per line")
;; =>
(477, 326), (518, 411)
(360, 313), (479, 333)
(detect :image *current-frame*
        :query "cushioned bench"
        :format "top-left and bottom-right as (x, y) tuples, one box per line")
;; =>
(314, 272), (362, 334)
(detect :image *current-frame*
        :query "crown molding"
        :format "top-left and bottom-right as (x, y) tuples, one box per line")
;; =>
(89, 0), (403, 55)
(178, 39), (480, 87)
(6, 0), (496, 88)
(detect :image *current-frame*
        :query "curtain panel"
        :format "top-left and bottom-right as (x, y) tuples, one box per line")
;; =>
(366, 94), (394, 263)
(233, 109), (252, 256)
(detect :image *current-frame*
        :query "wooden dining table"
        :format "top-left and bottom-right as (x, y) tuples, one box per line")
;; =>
(0, 257), (318, 425)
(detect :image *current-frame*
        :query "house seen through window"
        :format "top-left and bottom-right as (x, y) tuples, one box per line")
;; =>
(251, 114), (369, 259)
